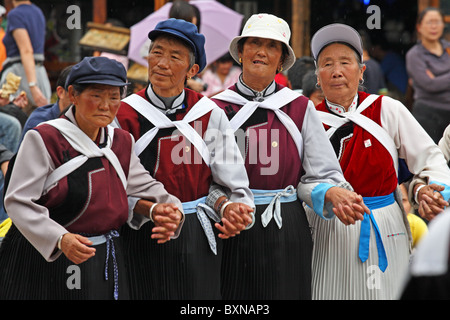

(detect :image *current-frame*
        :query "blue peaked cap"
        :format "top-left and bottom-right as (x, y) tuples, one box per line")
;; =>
(148, 18), (207, 72)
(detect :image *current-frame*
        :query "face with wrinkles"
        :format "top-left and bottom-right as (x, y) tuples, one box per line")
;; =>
(69, 84), (121, 140)
(239, 37), (284, 91)
(316, 43), (365, 109)
(147, 36), (199, 97)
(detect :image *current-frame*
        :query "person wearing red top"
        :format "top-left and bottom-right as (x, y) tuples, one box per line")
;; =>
(309, 23), (450, 299)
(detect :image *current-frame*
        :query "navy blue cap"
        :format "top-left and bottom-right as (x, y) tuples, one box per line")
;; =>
(148, 18), (207, 72)
(65, 56), (130, 89)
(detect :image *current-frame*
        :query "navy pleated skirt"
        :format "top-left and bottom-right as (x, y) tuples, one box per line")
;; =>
(120, 213), (222, 299)
(0, 224), (129, 300)
(220, 199), (312, 300)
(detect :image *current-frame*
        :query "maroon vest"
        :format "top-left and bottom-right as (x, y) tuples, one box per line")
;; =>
(117, 88), (213, 202)
(212, 84), (308, 190)
(35, 123), (131, 235)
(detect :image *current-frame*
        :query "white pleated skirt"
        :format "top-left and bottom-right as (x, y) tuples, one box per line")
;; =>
(306, 200), (411, 300)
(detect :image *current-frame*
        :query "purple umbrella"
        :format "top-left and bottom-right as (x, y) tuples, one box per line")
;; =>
(127, 0), (244, 68)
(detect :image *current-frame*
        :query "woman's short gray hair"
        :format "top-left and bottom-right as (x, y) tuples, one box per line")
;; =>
(148, 34), (196, 69)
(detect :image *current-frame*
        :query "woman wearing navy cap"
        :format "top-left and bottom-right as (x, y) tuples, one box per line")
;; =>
(0, 56), (183, 300)
(116, 18), (254, 299)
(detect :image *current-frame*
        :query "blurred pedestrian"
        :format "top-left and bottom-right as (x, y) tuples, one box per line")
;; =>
(169, 0), (206, 93)
(201, 52), (241, 97)
(21, 65), (73, 139)
(310, 23), (450, 299)
(400, 183), (428, 249)
(370, 38), (409, 99)
(301, 70), (324, 106)
(287, 56), (315, 93)
(210, 13), (368, 300)
(406, 7), (450, 144)
(360, 31), (387, 95)
(0, 56), (183, 300)
(1, 0), (51, 107)
(116, 18), (254, 299)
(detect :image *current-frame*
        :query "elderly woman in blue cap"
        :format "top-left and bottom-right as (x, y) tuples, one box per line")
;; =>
(116, 19), (254, 299)
(309, 23), (450, 299)
(0, 56), (183, 300)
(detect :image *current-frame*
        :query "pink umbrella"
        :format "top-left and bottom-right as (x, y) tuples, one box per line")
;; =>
(127, 0), (244, 68)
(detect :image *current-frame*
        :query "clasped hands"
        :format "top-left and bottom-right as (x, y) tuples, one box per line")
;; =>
(59, 200), (183, 264)
(415, 183), (449, 221)
(325, 186), (370, 226)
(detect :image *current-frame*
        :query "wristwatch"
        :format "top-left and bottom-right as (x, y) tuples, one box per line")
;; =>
(28, 82), (36, 87)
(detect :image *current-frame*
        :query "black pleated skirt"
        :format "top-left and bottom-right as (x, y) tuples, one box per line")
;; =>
(220, 199), (312, 300)
(0, 224), (130, 300)
(120, 213), (222, 299)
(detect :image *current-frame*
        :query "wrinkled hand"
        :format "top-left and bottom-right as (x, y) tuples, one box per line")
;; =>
(325, 187), (370, 226)
(215, 202), (254, 239)
(151, 203), (183, 244)
(60, 233), (96, 264)
(417, 183), (449, 221)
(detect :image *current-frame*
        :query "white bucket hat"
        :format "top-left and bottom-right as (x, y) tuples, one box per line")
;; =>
(229, 13), (296, 71)
(311, 23), (364, 62)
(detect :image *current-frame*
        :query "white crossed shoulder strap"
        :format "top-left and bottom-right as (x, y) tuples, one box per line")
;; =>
(42, 119), (127, 193)
(122, 94), (217, 166)
(316, 94), (399, 175)
(212, 87), (304, 161)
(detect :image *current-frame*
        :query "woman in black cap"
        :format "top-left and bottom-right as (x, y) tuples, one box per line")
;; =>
(309, 23), (450, 299)
(116, 18), (254, 299)
(0, 56), (183, 300)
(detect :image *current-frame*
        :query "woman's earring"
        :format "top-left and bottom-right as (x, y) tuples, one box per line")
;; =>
(315, 83), (321, 89)
(239, 57), (242, 64)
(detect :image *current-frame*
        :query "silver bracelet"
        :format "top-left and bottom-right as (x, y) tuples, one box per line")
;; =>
(220, 201), (232, 217)
(57, 234), (64, 250)
(149, 203), (158, 222)
(414, 184), (426, 204)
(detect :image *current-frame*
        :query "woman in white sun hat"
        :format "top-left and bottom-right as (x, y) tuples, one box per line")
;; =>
(309, 23), (450, 299)
(209, 13), (370, 299)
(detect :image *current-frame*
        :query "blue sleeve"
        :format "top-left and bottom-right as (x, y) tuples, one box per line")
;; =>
(311, 182), (335, 219)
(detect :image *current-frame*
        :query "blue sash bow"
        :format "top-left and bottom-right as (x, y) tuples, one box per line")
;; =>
(358, 193), (394, 272)
(182, 196), (221, 255)
(251, 185), (298, 228)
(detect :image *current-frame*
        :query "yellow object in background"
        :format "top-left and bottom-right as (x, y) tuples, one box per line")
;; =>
(0, 217), (11, 237)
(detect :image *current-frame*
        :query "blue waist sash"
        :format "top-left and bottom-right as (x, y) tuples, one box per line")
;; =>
(251, 185), (298, 229)
(358, 193), (395, 273)
(182, 196), (221, 255)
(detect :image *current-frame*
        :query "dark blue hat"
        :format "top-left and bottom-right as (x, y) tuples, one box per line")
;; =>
(65, 56), (130, 89)
(148, 18), (207, 72)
